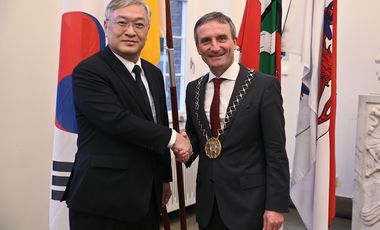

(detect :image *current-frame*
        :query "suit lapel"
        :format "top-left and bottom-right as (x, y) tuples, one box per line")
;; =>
(102, 47), (154, 121)
(219, 65), (251, 143)
(142, 60), (160, 123)
(199, 74), (212, 138)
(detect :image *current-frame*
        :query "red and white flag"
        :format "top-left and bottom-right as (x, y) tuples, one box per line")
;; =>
(282, 0), (337, 229)
(49, 1), (107, 230)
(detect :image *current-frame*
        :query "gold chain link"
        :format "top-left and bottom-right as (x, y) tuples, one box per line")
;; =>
(193, 69), (255, 141)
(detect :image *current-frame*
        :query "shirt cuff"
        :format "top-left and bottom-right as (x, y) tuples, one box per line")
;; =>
(167, 129), (177, 148)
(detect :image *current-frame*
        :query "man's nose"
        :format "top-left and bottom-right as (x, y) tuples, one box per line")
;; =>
(210, 40), (220, 51)
(124, 24), (136, 36)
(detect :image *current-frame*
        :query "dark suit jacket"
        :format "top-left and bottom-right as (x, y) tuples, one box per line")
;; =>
(62, 46), (172, 222)
(185, 65), (289, 230)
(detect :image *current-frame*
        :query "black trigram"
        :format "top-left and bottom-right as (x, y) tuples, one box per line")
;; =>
(51, 161), (73, 201)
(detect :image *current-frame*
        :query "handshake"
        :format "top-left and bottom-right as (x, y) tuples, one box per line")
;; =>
(171, 131), (192, 163)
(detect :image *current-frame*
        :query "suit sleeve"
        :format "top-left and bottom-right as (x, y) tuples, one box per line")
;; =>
(72, 60), (172, 155)
(260, 77), (290, 212)
(156, 69), (173, 182)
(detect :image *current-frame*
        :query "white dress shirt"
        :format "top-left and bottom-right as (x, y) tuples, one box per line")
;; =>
(205, 62), (240, 129)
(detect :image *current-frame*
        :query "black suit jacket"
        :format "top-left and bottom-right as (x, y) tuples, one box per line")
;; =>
(62, 46), (172, 222)
(185, 65), (289, 230)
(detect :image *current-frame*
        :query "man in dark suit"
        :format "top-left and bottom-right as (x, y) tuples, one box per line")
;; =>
(62, 0), (191, 229)
(184, 12), (290, 230)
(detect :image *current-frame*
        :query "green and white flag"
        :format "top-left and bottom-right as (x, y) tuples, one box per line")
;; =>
(238, 0), (282, 79)
(260, 0), (282, 78)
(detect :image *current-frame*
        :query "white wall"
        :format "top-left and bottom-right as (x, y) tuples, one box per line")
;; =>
(335, 0), (380, 197)
(0, 1), (61, 229)
(1, 0), (380, 229)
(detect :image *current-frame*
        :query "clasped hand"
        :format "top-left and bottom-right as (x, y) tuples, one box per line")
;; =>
(171, 131), (192, 162)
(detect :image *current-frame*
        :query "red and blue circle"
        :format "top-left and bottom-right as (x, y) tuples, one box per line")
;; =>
(55, 12), (106, 133)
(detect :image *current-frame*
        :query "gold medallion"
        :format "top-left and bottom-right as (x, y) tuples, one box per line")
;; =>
(205, 137), (222, 158)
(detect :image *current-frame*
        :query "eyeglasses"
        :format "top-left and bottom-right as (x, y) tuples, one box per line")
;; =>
(107, 19), (148, 31)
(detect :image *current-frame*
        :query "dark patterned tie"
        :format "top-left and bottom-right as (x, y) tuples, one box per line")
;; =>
(210, 77), (224, 137)
(132, 65), (151, 112)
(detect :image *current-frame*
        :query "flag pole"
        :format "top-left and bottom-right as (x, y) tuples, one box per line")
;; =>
(161, 206), (171, 230)
(165, 0), (187, 229)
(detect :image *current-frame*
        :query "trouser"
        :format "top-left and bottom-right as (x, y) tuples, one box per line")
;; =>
(69, 196), (159, 230)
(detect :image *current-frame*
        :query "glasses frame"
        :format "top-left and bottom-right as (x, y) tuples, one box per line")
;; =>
(106, 19), (148, 31)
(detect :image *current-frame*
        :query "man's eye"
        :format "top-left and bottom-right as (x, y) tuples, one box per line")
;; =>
(117, 21), (128, 27)
(134, 23), (145, 29)
(200, 39), (210, 44)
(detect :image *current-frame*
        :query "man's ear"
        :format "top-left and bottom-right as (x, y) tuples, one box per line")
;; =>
(196, 44), (201, 55)
(104, 21), (108, 31)
(103, 20), (109, 38)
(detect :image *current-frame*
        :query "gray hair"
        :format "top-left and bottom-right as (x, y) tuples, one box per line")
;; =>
(105, 0), (151, 24)
(193, 12), (237, 45)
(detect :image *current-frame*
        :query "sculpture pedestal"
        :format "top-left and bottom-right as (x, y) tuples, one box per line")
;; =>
(353, 94), (380, 229)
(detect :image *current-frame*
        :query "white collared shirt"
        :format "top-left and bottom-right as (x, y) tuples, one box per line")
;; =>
(205, 62), (240, 129)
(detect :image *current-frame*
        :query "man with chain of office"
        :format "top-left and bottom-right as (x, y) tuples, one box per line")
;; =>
(183, 12), (290, 230)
